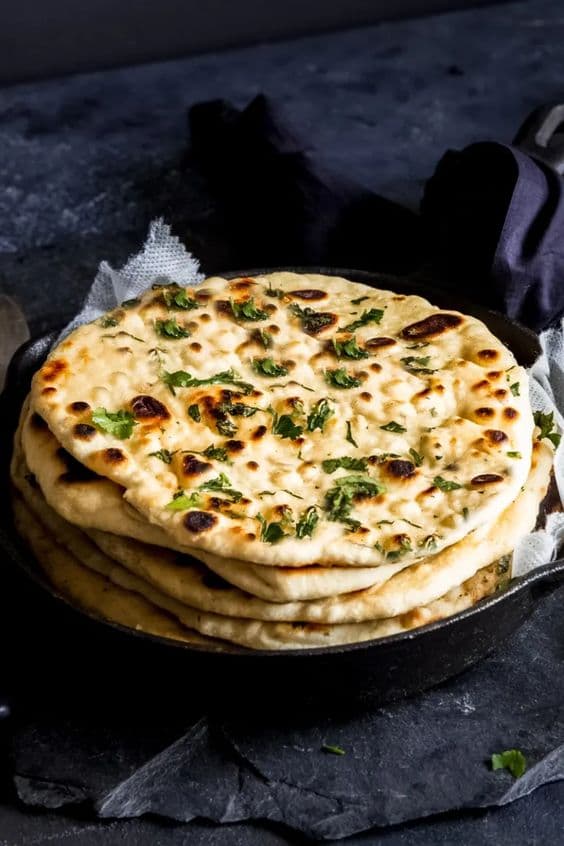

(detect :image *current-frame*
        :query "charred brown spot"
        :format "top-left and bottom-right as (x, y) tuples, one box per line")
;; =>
(290, 289), (327, 301)
(400, 313), (462, 340)
(41, 387), (57, 395)
(365, 337), (396, 349)
(472, 380), (490, 391)
(470, 474), (504, 486)
(69, 401), (90, 413)
(282, 359), (296, 371)
(478, 349), (499, 361)
(392, 295), (406, 301)
(304, 312), (338, 336)
(40, 358), (67, 382)
(73, 423), (96, 440)
(386, 459), (416, 479)
(182, 454), (212, 477)
(475, 407), (495, 419)
(183, 511), (217, 533)
(370, 362), (382, 373)
(504, 407), (518, 420)
(495, 389), (508, 399)
(268, 324), (280, 335)
(102, 447), (126, 464)
(130, 395), (170, 420)
(195, 290), (212, 302)
(485, 429), (508, 444)
(360, 391), (373, 401)
(415, 387), (432, 399)
(199, 313), (212, 322)
(30, 412), (48, 430)
(487, 370), (502, 379)
(215, 300), (232, 316)
(246, 460), (259, 471)
(229, 278), (256, 291)
(56, 448), (99, 483)
(225, 439), (245, 453)
(245, 532), (257, 541)
(264, 303), (278, 315)
(189, 342), (202, 352)
(252, 425), (267, 440)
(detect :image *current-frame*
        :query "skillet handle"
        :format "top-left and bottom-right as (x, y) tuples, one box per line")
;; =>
(529, 557), (564, 600)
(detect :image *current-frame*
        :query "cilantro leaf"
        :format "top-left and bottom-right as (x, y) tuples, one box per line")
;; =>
(199, 473), (242, 502)
(332, 336), (369, 360)
(269, 407), (303, 440)
(188, 404), (201, 422)
(325, 475), (387, 526)
(230, 298), (268, 321)
(289, 303), (335, 335)
(166, 490), (202, 510)
(200, 445), (230, 462)
(92, 408), (137, 440)
(155, 318), (191, 339)
(296, 505), (319, 539)
(509, 382), (520, 396)
(533, 410), (561, 448)
(322, 456), (368, 474)
(343, 308), (384, 332)
(307, 398), (334, 433)
(252, 358), (289, 377)
(433, 475), (463, 492)
(506, 451), (522, 459)
(149, 448), (177, 464)
(257, 510), (293, 543)
(324, 368), (361, 389)
(400, 355), (435, 374)
(409, 447), (424, 466)
(217, 402), (259, 417)
(256, 329), (273, 349)
(345, 421), (358, 447)
(491, 749), (527, 778)
(98, 315), (120, 328)
(350, 295), (369, 305)
(380, 421), (406, 433)
(216, 416), (238, 437)
(161, 368), (254, 396)
(162, 288), (199, 310)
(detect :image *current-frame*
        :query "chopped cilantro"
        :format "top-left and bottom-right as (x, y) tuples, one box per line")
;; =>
(509, 382), (520, 397)
(433, 475), (463, 492)
(322, 744), (345, 756)
(100, 331), (145, 343)
(149, 449), (177, 464)
(269, 381), (315, 392)
(533, 410), (561, 448)
(307, 398), (334, 433)
(400, 355), (435, 374)
(92, 408), (137, 440)
(491, 749), (526, 778)
(419, 534), (439, 551)
(325, 475), (387, 527)
(462, 507), (470, 520)
(199, 473), (242, 502)
(166, 490), (202, 510)
(217, 402), (259, 417)
(401, 518), (422, 529)
(230, 298), (268, 321)
(162, 288), (199, 310)
(216, 416), (238, 437)
(289, 303), (335, 335)
(322, 456), (368, 474)
(506, 451), (522, 459)
(332, 336), (369, 360)
(199, 445), (230, 462)
(155, 318), (191, 339)
(385, 535), (412, 560)
(188, 404), (201, 422)
(258, 491), (276, 497)
(350, 295), (369, 306)
(345, 421), (358, 447)
(161, 368), (254, 396)
(257, 510), (293, 543)
(409, 447), (424, 466)
(257, 329), (273, 349)
(99, 315), (120, 328)
(296, 505), (319, 538)
(283, 490), (304, 499)
(265, 283), (284, 299)
(252, 358), (289, 377)
(380, 421), (407, 433)
(324, 368), (361, 389)
(342, 308), (384, 332)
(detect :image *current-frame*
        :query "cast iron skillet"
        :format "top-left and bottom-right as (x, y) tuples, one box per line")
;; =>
(1, 267), (563, 707)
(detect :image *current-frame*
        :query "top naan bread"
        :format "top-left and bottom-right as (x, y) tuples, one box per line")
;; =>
(30, 272), (534, 568)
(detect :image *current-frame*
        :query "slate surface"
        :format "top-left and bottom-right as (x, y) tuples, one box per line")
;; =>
(2, 0), (564, 842)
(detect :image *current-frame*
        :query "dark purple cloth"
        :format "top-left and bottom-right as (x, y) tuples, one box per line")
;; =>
(188, 96), (564, 332)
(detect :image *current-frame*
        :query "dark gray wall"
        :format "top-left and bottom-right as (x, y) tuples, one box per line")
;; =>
(1, 0), (505, 84)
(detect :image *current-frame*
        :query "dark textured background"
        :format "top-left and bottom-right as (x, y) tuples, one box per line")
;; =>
(1, 0), (564, 842)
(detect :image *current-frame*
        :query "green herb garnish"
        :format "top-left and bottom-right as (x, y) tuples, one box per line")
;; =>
(322, 456), (368, 474)
(380, 421), (406, 433)
(257, 329), (273, 349)
(322, 744), (345, 756)
(188, 404), (201, 422)
(307, 398), (334, 433)
(99, 315), (119, 328)
(345, 421), (358, 447)
(161, 368), (254, 396)
(155, 318), (191, 339)
(433, 475), (463, 492)
(92, 408), (137, 440)
(409, 448), (424, 466)
(149, 449), (177, 464)
(216, 416), (238, 437)
(200, 445), (230, 463)
(343, 308), (384, 332)
(269, 407), (303, 440)
(324, 368), (361, 389)
(332, 336), (369, 360)
(162, 288), (199, 310)
(199, 473), (242, 502)
(462, 507), (470, 520)
(217, 402), (259, 417)
(400, 355), (435, 374)
(325, 475), (387, 527)
(509, 382), (520, 397)
(252, 358), (289, 377)
(166, 490), (202, 510)
(230, 298), (268, 322)
(533, 410), (561, 448)
(491, 749), (527, 778)
(507, 451), (522, 459)
(289, 303), (335, 335)
(257, 510), (293, 544)
(296, 505), (319, 539)
(350, 296), (369, 306)
(385, 535), (413, 561)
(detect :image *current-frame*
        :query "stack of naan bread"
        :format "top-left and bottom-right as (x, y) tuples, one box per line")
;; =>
(10, 272), (555, 650)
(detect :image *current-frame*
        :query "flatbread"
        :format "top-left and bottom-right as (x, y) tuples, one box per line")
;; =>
(30, 272), (534, 568)
(11, 496), (218, 647)
(13, 430), (554, 624)
(12, 475), (510, 651)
